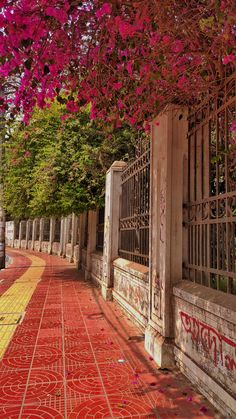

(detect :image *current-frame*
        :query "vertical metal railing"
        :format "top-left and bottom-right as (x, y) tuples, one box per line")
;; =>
(119, 137), (150, 266)
(184, 71), (236, 294)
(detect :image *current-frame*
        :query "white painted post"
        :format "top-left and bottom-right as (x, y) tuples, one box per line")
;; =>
(102, 161), (127, 301)
(59, 217), (65, 257)
(145, 105), (188, 368)
(70, 213), (77, 263)
(48, 217), (55, 254)
(19, 221), (23, 248)
(31, 219), (37, 250)
(39, 218), (44, 252)
(26, 220), (30, 249)
(85, 210), (97, 280)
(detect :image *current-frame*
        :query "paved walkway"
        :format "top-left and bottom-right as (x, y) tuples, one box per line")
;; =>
(0, 249), (219, 418)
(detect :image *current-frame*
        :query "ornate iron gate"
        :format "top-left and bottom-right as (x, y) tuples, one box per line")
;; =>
(119, 137), (150, 266)
(184, 72), (236, 294)
(96, 207), (104, 251)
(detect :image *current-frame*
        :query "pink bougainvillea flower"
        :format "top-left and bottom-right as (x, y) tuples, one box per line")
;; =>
(126, 61), (133, 75)
(66, 101), (79, 113)
(96, 3), (111, 20)
(222, 54), (235, 65)
(162, 35), (171, 45)
(117, 99), (124, 110)
(113, 82), (122, 91)
(171, 40), (184, 54)
(230, 122), (236, 132)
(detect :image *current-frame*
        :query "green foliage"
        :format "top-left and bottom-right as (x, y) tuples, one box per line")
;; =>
(3, 103), (136, 219)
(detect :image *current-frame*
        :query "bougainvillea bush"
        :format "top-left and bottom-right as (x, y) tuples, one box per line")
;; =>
(0, 0), (235, 126)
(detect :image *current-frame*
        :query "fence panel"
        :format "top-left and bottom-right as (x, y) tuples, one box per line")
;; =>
(119, 138), (150, 266)
(184, 72), (236, 294)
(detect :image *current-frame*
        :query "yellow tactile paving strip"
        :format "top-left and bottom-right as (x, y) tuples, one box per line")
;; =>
(0, 250), (45, 358)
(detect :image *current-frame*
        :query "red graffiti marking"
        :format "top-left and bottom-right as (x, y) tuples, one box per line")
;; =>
(180, 311), (236, 371)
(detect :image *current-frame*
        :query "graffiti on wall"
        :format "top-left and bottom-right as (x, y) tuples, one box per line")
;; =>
(180, 311), (236, 371)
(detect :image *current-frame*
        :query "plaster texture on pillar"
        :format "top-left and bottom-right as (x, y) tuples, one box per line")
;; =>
(25, 220), (31, 249)
(59, 218), (66, 257)
(48, 217), (55, 254)
(31, 219), (37, 250)
(145, 106), (188, 368)
(102, 161), (126, 301)
(85, 211), (97, 280)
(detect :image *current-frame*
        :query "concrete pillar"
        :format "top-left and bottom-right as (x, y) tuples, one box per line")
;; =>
(26, 220), (30, 249)
(70, 213), (78, 263)
(145, 105), (188, 368)
(19, 221), (23, 248)
(102, 161), (127, 301)
(38, 218), (44, 252)
(85, 210), (97, 280)
(77, 213), (86, 269)
(48, 217), (55, 254)
(59, 217), (66, 257)
(31, 219), (37, 250)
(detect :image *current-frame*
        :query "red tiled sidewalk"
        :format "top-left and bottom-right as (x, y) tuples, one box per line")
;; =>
(0, 249), (220, 419)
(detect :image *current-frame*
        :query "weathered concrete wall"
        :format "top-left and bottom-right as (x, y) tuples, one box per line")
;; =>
(113, 258), (149, 329)
(52, 242), (60, 255)
(73, 245), (79, 264)
(20, 240), (27, 249)
(91, 252), (103, 287)
(41, 241), (49, 253)
(65, 243), (72, 260)
(174, 281), (236, 417)
(34, 240), (40, 252)
(13, 239), (20, 248)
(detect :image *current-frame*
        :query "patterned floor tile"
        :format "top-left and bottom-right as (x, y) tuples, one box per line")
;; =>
(0, 249), (217, 419)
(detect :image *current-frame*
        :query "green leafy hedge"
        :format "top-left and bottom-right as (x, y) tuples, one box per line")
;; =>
(3, 103), (136, 219)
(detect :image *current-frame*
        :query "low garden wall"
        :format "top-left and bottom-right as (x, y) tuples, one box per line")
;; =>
(173, 281), (236, 417)
(112, 258), (149, 329)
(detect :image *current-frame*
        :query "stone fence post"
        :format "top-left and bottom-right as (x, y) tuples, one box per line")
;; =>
(145, 105), (188, 367)
(48, 217), (55, 254)
(102, 161), (127, 301)
(39, 218), (44, 252)
(70, 213), (78, 263)
(26, 220), (30, 249)
(85, 210), (97, 279)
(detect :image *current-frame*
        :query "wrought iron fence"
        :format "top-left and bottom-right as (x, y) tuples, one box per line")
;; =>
(96, 207), (104, 251)
(43, 219), (50, 241)
(184, 72), (236, 294)
(14, 221), (19, 240)
(28, 220), (33, 240)
(54, 219), (61, 242)
(67, 215), (72, 243)
(119, 137), (150, 266)
(35, 220), (40, 241)
(84, 212), (88, 248)
(21, 221), (27, 240)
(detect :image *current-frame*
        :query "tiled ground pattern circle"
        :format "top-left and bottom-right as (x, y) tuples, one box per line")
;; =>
(0, 249), (217, 418)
